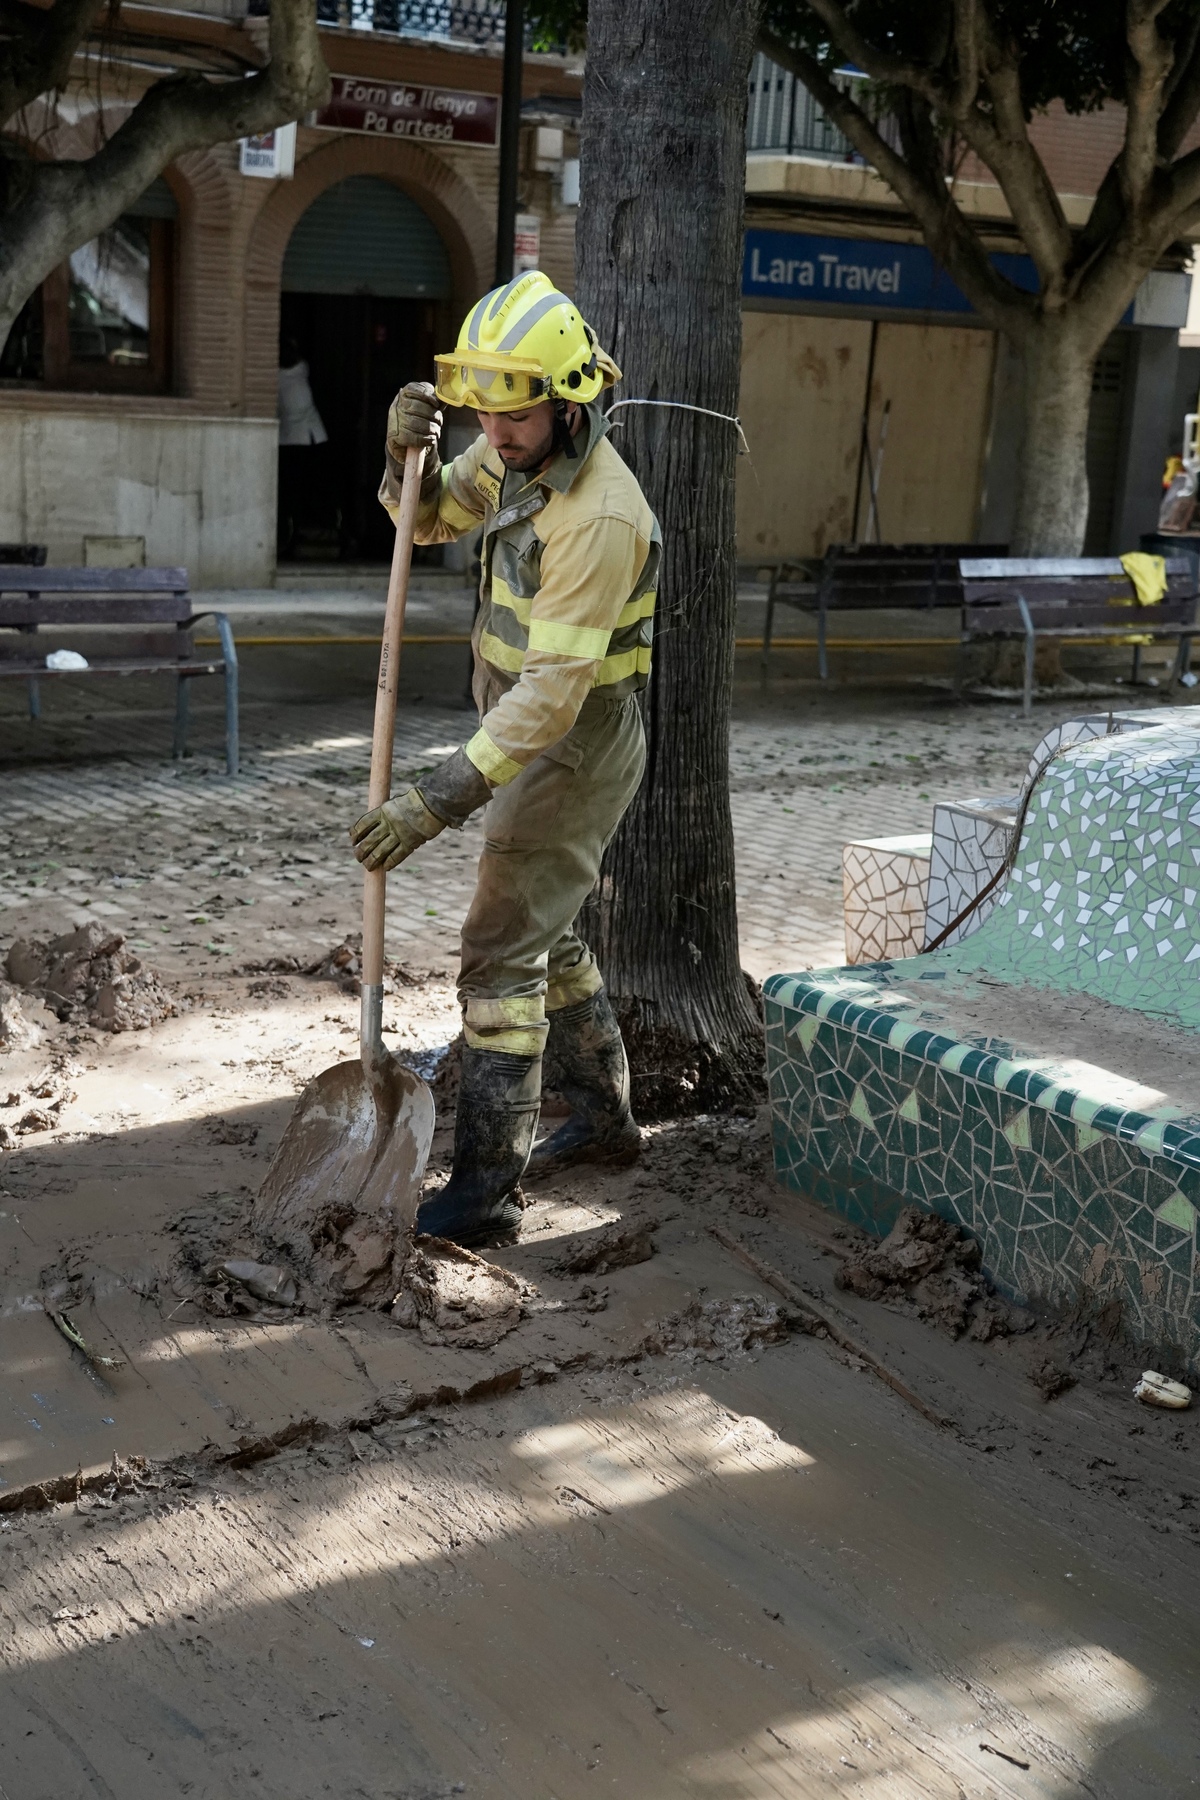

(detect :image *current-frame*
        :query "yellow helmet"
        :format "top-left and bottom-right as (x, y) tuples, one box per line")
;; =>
(434, 270), (620, 413)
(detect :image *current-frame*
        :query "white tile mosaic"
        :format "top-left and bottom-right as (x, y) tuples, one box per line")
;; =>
(843, 834), (931, 964)
(923, 795), (1017, 949)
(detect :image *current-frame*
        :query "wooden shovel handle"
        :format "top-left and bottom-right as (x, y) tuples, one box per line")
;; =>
(362, 443), (426, 990)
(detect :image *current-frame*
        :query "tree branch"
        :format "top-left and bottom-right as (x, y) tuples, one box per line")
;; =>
(0, 0), (104, 128)
(1158, 10), (1200, 158)
(0, 0), (329, 329)
(1122, 0), (1175, 214)
(783, 0), (939, 100)
(947, 0), (981, 119)
(961, 11), (1073, 292)
(757, 25), (1035, 337)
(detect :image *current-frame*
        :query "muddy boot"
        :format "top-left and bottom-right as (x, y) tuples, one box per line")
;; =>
(415, 1046), (542, 1248)
(525, 988), (640, 1181)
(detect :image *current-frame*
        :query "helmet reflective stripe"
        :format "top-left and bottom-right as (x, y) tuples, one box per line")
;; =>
(495, 291), (571, 355)
(484, 275), (527, 322)
(436, 270), (622, 413)
(464, 292), (492, 351)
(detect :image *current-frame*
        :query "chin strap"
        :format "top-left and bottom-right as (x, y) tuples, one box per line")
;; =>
(552, 399), (578, 460)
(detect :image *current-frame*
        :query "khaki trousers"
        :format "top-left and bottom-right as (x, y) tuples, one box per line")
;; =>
(458, 694), (645, 1056)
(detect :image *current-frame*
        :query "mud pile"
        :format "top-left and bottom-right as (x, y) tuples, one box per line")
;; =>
(0, 1062), (78, 1145)
(835, 1206), (1031, 1341)
(239, 935), (424, 996)
(0, 981), (40, 1050)
(5, 923), (173, 1033)
(392, 1236), (525, 1348)
(551, 1217), (656, 1277)
(642, 1293), (791, 1361)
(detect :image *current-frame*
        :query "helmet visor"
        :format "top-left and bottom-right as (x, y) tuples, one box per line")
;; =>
(434, 351), (547, 413)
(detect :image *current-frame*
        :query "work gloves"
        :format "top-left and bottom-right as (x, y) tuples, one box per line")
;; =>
(387, 381), (442, 457)
(351, 750), (495, 872)
(351, 788), (445, 873)
(385, 382), (443, 502)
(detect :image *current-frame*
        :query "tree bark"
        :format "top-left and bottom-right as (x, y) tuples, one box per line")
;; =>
(1009, 318), (1099, 556)
(575, 0), (765, 1119)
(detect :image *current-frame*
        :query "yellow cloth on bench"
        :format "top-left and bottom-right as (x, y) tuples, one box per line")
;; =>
(1117, 551), (1167, 645)
(1119, 551), (1167, 605)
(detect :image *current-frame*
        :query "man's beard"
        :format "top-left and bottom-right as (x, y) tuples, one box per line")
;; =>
(497, 432), (555, 472)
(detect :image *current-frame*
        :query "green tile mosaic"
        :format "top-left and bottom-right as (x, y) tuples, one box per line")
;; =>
(763, 721), (1200, 1375)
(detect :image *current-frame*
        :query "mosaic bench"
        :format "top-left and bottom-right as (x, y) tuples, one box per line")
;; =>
(767, 717), (1200, 1373)
(921, 708), (1200, 951)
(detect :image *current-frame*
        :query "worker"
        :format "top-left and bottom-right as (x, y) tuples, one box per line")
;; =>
(350, 271), (661, 1249)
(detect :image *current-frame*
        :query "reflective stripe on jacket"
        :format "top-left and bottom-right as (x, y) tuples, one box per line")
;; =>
(381, 406), (660, 787)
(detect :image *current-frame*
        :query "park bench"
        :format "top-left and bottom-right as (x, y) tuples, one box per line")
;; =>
(0, 566), (239, 775)
(764, 715), (1200, 1377)
(762, 542), (1008, 678)
(960, 555), (1199, 717)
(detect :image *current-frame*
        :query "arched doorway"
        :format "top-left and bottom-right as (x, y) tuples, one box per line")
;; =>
(278, 174), (452, 562)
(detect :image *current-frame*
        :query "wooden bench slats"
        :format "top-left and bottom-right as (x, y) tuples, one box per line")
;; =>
(962, 555), (1194, 579)
(0, 658), (225, 678)
(964, 577), (1194, 609)
(764, 541), (1009, 676)
(965, 610), (1194, 637)
(815, 582), (968, 608)
(3, 564), (238, 774)
(958, 554), (1199, 717)
(0, 595), (193, 625)
(0, 566), (188, 593)
(0, 630), (196, 661)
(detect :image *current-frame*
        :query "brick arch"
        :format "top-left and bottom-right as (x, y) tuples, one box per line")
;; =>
(169, 146), (244, 405)
(242, 134), (492, 416)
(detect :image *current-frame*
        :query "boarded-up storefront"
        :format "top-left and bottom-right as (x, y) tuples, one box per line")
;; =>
(737, 310), (995, 560)
(736, 227), (998, 562)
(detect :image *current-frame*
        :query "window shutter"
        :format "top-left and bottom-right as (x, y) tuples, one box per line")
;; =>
(282, 175), (451, 298)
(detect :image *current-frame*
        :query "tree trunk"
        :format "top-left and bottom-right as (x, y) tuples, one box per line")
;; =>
(1010, 318), (1097, 556)
(575, 0), (764, 1119)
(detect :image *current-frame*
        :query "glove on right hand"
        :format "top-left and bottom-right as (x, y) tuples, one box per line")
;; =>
(387, 382), (442, 461)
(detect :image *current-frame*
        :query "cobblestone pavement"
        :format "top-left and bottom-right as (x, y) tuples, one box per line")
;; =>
(4, 594), (1182, 996)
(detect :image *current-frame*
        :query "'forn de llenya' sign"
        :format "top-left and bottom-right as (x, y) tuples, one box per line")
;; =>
(742, 228), (1037, 314)
(315, 76), (498, 146)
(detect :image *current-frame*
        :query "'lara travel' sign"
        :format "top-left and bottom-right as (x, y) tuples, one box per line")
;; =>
(742, 227), (1036, 315)
(315, 76), (498, 146)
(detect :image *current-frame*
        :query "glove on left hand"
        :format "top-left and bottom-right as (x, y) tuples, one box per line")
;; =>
(350, 788), (445, 873)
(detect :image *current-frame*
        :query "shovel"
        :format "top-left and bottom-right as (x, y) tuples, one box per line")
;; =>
(253, 446), (436, 1292)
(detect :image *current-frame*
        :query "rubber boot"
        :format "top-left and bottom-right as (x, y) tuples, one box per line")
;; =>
(415, 1045), (542, 1248)
(525, 987), (640, 1181)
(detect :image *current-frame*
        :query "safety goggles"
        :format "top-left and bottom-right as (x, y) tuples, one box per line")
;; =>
(434, 351), (549, 413)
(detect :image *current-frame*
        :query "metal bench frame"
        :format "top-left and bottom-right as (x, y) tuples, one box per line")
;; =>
(960, 555), (1199, 719)
(762, 542), (1007, 678)
(0, 566), (239, 775)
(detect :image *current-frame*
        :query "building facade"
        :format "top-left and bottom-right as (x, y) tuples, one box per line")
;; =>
(1, 34), (1188, 584)
(735, 54), (1192, 564)
(0, 1), (581, 584)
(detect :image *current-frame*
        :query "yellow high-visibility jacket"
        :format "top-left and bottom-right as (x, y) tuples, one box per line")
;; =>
(381, 405), (660, 789)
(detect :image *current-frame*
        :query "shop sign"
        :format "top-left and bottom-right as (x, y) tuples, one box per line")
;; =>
(240, 122), (296, 179)
(742, 227), (1035, 314)
(315, 76), (498, 146)
(514, 213), (541, 272)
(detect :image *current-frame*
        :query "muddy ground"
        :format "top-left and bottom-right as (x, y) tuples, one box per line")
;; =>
(2, 952), (1200, 1796)
(3, 666), (1200, 1795)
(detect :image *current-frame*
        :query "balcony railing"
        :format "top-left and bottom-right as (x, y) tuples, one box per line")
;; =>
(314, 0), (517, 44)
(747, 51), (858, 161)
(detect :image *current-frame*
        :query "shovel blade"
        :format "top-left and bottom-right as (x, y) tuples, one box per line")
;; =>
(254, 1051), (435, 1258)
